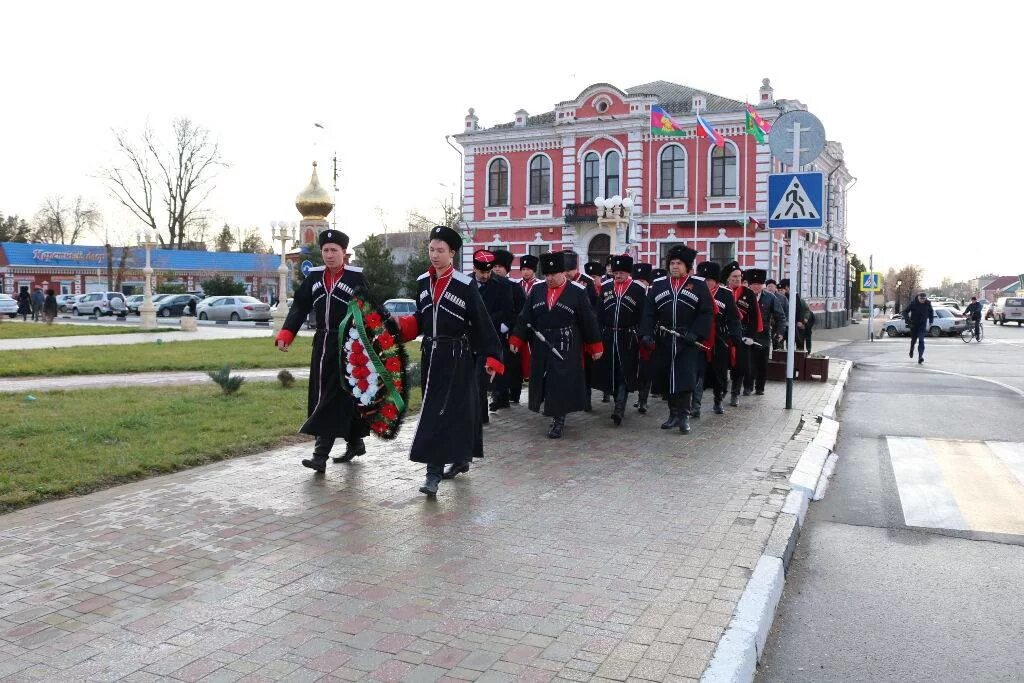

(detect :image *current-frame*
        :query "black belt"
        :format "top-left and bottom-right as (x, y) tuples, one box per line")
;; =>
(604, 326), (637, 331)
(538, 326), (574, 333)
(423, 335), (469, 344)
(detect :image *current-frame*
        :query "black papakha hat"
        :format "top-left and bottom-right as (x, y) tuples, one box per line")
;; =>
(561, 251), (579, 270)
(584, 261), (604, 277)
(540, 251), (565, 275)
(746, 268), (767, 285)
(318, 229), (349, 249)
(520, 254), (539, 271)
(429, 225), (462, 251)
(665, 245), (697, 268)
(492, 249), (514, 270)
(696, 261), (722, 281)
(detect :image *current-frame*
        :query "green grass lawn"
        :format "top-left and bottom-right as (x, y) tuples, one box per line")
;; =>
(0, 380), (422, 511)
(0, 322), (175, 340)
(0, 337), (422, 378)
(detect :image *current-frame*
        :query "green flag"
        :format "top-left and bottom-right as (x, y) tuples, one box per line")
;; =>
(745, 110), (766, 144)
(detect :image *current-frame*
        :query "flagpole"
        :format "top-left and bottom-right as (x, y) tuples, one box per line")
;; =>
(743, 124), (749, 264)
(694, 104), (699, 247)
(647, 130), (653, 260)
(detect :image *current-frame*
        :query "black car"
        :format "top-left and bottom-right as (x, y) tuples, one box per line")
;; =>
(157, 294), (199, 317)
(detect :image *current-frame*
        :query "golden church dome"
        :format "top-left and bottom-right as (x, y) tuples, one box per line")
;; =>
(295, 162), (334, 220)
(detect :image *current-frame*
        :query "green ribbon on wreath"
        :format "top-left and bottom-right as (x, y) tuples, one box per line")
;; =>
(339, 299), (406, 413)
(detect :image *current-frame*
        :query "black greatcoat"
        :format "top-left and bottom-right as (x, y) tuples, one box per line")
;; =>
(706, 283), (743, 392)
(593, 279), (648, 393)
(499, 275), (528, 393)
(639, 275), (713, 395)
(512, 280), (601, 417)
(476, 274), (515, 396)
(282, 266), (371, 440)
(753, 291), (786, 348)
(409, 270), (502, 466)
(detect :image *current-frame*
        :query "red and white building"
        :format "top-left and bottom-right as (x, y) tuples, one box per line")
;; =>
(453, 79), (855, 327)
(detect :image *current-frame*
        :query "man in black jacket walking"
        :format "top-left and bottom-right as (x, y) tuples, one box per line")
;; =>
(963, 296), (982, 341)
(904, 292), (935, 364)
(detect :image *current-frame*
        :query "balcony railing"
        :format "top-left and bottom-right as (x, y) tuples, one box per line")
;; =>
(564, 202), (597, 224)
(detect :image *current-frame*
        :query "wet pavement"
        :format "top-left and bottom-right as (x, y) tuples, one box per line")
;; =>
(0, 370), (839, 682)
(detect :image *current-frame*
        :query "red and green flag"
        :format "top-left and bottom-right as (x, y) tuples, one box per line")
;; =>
(744, 103), (771, 143)
(650, 105), (687, 137)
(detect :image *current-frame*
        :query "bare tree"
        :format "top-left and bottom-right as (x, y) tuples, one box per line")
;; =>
(99, 118), (226, 248)
(239, 228), (269, 254)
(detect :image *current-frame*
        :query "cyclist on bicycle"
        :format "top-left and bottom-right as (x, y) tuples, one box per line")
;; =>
(963, 296), (982, 340)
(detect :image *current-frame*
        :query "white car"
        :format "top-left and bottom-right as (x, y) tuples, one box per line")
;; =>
(0, 294), (19, 318)
(883, 309), (967, 337)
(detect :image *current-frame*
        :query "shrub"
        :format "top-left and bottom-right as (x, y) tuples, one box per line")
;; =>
(208, 365), (244, 395)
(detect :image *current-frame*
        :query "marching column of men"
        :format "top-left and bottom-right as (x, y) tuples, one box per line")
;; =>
(288, 226), (801, 498)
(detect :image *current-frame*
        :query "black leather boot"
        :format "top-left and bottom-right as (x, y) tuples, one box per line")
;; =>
(442, 462), (470, 480)
(420, 465), (443, 496)
(301, 455), (327, 473)
(612, 386), (626, 426)
(333, 438), (366, 463)
(713, 395), (725, 414)
(678, 392), (692, 434)
(547, 416), (565, 439)
(660, 395), (681, 429)
(729, 392), (740, 408)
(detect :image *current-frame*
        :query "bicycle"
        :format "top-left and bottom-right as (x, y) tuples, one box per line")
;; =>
(960, 321), (983, 343)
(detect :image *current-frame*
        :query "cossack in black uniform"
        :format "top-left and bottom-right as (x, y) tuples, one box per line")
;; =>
(593, 254), (648, 425)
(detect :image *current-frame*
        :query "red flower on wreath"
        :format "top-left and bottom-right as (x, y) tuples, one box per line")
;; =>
(357, 379), (369, 392)
(371, 421), (388, 435)
(365, 312), (382, 329)
(352, 365), (371, 379)
(394, 380), (403, 391)
(351, 340), (363, 353)
(385, 356), (401, 373)
(350, 352), (368, 365)
(378, 333), (395, 350)
(380, 403), (398, 420)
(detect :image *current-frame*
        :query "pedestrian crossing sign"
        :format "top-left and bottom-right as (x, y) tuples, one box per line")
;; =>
(768, 172), (825, 230)
(860, 271), (883, 292)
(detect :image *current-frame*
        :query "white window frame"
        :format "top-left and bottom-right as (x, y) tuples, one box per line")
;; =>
(486, 156), (511, 208)
(657, 143), (688, 199)
(706, 139), (740, 198)
(707, 239), (737, 265)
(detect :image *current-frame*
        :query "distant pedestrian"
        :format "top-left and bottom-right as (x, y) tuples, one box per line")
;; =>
(903, 292), (934, 364)
(963, 296), (982, 341)
(31, 287), (44, 322)
(17, 290), (32, 321)
(110, 295), (127, 318)
(881, 303), (888, 316)
(186, 297), (197, 317)
(43, 290), (58, 324)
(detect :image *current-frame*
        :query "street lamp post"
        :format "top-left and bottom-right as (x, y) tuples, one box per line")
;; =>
(895, 278), (903, 315)
(271, 221), (296, 333)
(137, 229), (158, 330)
(593, 193), (637, 254)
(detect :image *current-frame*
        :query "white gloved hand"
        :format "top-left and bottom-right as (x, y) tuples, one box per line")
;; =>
(742, 337), (755, 346)
(500, 323), (509, 334)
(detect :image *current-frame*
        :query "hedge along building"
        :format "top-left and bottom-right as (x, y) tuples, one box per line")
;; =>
(0, 242), (280, 299)
(453, 79), (856, 327)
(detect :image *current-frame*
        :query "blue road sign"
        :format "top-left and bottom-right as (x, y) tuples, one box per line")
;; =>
(768, 172), (825, 230)
(300, 260), (314, 277)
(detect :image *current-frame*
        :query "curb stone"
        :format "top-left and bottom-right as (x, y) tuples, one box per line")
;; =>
(702, 360), (852, 683)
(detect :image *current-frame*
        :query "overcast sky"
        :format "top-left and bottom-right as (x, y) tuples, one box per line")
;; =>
(2, 0), (1018, 286)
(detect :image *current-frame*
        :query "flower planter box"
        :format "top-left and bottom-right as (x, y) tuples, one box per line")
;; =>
(803, 355), (830, 382)
(766, 360), (787, 382)
(772, 349), (806, 379)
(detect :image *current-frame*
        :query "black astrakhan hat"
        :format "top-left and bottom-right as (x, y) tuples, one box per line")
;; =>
(696, 261), (722, 281)
(561, 250), (579, 270)
(610, 254), (634, 273)
(540, 251), (565, 275)
(429, 225), (462, 251)
(492, 249), (514, 270)
(318, 229), (349, 249)
(665, 245), (698, 268)
(584, 261), (604, 277)
(746, 268), (767, 285)
(520, 254), (539, 271)
(720, 261), (741, 280)
(777, 278), (791, 289)
(652, 268), (668, 280)
(473, 249), (496, 271)
(631, 262), (652, 281)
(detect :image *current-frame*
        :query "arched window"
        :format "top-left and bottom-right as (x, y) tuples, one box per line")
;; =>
(583, 152), (599, 203)
(660, 145), (686, 198)
(710, 143), (737, 196)
(604, 151), (621, 199)
(488, 158), (508, 207)
(528, 155), (551, 205)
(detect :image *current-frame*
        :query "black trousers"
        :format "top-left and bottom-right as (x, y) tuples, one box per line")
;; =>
(312, 435), (361, 458)
(802, 328), (813, 353)
(750, 344), (771, 392)
(731, 344), (750, 397)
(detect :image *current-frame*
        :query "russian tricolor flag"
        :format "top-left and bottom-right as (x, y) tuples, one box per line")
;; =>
(695, 114), (726, 148)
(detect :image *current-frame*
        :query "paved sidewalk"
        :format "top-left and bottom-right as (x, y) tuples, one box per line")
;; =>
(0, 326), (278, 352)
(0, 368), (310, 393)
(0, 371), (839, 682)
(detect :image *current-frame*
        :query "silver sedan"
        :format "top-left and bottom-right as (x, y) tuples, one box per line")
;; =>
(196, 295), (272, 322)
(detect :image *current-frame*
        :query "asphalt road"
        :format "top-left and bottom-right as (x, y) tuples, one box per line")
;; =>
(757, 322), (1024, 682)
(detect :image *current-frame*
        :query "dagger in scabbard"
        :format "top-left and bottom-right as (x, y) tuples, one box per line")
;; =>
(526, 323), (566, 361)
(657, 325), (711, 352)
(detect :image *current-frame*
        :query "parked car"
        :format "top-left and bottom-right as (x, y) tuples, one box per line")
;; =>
(55, 294), (78, 312)
(883, 309), (967, 337)
(156, 294), (198, 317)
(269, 297), (293, 313)
(883, 315), (908, 337)
(0, 293), (19, 318)
(125, 294), (145, 314)
(196, 295), (272, 322)
(383, 298), (417, 316)
(992, 297), (1024, 325)
(71, 292), (127, 317)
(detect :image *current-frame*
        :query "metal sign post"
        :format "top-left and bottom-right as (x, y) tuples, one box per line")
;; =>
(768, 110), (826, 410)
(868, 255), (875, 341)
